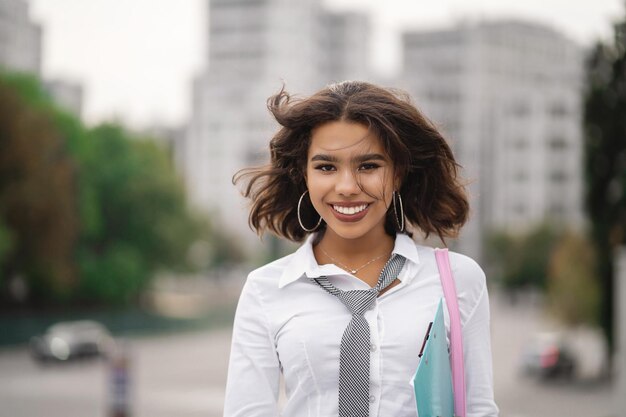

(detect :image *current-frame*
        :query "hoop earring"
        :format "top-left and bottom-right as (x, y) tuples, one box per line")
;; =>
(297, 190), (322, 232)
(392, 190), (405, 232)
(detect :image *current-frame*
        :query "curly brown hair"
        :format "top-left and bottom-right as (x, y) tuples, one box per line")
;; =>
(233, 81), (469, 243)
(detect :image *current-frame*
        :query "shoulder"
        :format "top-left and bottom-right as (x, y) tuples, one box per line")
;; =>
(235, 252), (296, 312)
(246, 252), (295, 287)
(446, 250), (488, 325)
(447, 250), (486, 288)
(414, 245), (488, 323)
(416, 245), (485, 287)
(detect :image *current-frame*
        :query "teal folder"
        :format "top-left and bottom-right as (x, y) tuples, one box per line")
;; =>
(412, 298), (454, 417)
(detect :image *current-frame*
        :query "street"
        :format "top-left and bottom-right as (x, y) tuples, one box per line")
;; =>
(490, 291), (613, 417)
(0, 290), (614, 417)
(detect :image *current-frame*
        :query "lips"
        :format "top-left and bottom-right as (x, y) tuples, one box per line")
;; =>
(329, 203), (371, 222)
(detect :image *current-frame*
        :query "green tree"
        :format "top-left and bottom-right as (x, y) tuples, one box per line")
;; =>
(484, 224), (560, 292)
(583, 9), (626, 353)
(0, 73), (79, 305)
(0, 219), (13, 273)
(75, 124), (200, 304)
(0, 70), (239, 308)
(546, 233), (600, 327)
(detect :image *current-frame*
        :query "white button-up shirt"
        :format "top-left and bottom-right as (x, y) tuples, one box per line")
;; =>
(224, 233), (499, 417)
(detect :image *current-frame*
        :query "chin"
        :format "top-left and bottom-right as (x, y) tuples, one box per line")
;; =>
(325, 222), (385, 241)
(332, 230), (371, 241)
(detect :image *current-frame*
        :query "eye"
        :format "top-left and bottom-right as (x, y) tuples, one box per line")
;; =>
(314, 164), (335, 172)
(358, 162), (381, 171)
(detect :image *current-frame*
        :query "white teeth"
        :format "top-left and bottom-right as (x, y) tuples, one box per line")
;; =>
(333, 204), (368, 215)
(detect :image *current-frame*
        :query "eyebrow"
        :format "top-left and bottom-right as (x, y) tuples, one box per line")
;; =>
(310, 153), (387, 163)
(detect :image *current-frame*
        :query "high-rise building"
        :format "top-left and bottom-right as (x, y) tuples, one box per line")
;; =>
(184, 0), (371, 248)
(319, 11), (370, 83)
(1, 1), (84, 120)
(400, 20), (585, 260)
(44, 79), (83, 116)
(0, 0), (41, 75)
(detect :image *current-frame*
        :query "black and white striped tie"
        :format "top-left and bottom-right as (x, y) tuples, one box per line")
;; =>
(312, 254), (406, 417)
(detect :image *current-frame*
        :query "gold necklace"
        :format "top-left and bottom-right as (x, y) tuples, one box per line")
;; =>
(319, 247), (389, 275)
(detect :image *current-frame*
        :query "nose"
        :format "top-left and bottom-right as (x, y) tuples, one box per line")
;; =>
(335, 169), (360, 195)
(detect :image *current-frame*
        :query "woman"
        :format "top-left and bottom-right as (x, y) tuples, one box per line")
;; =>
(225, 81), (499, 416)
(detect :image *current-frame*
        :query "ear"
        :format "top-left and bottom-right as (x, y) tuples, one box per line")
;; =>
(302, 166), (308, 184)
(394, 172), (403, 191)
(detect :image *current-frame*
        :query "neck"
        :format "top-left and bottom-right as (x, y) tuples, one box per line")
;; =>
(316, 227), (395, 264)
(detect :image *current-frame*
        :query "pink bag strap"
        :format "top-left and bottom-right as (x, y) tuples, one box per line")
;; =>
(434, 248), (466, 417)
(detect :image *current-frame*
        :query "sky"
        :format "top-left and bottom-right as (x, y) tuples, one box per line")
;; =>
(29, 0), (624, 129)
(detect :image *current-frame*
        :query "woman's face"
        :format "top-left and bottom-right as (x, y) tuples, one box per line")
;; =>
(306, 120), (396, 242)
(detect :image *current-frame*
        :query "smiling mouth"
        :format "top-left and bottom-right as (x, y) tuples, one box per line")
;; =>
(331, 204), (370, 215)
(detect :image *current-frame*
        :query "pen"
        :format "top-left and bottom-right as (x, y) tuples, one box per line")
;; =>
(418, 321), (433, 358)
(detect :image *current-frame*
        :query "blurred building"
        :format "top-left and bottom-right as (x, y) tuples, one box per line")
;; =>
(0, 0), (42, 75)
(184, 0), (371, 246)
(43, 79), (83, 117)
(319, 11), (370, 83)
(1, 0), (85, 120)
(400, 20), (585, 260)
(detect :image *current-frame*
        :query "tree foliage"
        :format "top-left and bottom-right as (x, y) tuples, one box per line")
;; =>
(0, 70), (236, 307)
(484, 224), (560, 292)
(583, 11), (626, 351)
(546, 233), (600, 327)
(75, 124), (200, 304)
(0, 73), (79, 303)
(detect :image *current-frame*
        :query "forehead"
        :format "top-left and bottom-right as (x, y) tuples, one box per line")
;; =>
(308, 121), (384, 156)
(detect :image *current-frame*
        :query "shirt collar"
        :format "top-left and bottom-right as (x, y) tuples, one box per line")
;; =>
(278, 232), (420, 289)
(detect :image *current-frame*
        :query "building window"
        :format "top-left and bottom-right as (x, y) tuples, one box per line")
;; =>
(550, 171), (568, 183)
(512, 138), (528, 150)
(244, 148), (265, 165)
(513, 171), (528, 182)
(548, 102), (568, 118)
(548, 136), (568, 150)
(548, 203), (566, 217)
(510, 101), (530, 117)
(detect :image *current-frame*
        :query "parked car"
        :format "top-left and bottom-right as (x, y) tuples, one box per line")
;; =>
(30, 320), (115, 363)
(520, 332), (577, 379)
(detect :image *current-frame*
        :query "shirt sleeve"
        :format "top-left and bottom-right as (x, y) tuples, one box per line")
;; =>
(223, 277), (281, 417)
(461, 274), (500, 417)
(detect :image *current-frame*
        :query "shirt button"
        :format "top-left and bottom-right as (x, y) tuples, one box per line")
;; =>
(369, 395), (376, 403)
(370, 343), (377, 352)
